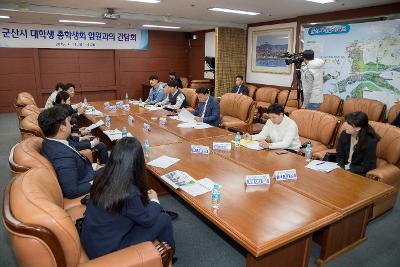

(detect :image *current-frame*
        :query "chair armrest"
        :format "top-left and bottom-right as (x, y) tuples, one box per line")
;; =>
(79, 242), (167, 267)
(313, 149), (336, 160)
(80, 149), (93, 163)
(366, 165), (400, 188)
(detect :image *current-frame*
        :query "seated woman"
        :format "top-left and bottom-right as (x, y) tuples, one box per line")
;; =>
(81, 137), (175, 259)
(243, 103), (301, 152)
(336, 111), (379, 176)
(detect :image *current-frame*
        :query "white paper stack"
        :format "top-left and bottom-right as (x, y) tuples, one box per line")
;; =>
(159, 170), (195, 189)
(305, 160), (340, 173)
(86, 120), (104, 131)
(176, 108), (196, 123)
(180, 178), (216, 196)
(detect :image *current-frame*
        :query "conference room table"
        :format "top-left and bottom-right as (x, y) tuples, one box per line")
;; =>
(83, 100), (395, 267)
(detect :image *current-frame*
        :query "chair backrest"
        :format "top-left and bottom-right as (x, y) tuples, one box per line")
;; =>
(290, 109), (339, 146)
(277, 89), (302, 108)
(255, 87), (280, 104)
(180, 77), (189, 88)
(319, 94), (342, 116)
(16, 92), (36, 107)
(246, 84), (258, 100)
(190, 80), (211, 90)
(369, 121), (400, 165)
(342, 98), (386, 122)
(220, 93), (255, 123)
(387, 103), (400, 124)
(4, 167), (81, 267)
(20, 104), (41, 120)
(19, 114), (44, 140)
(181, 88), (198, 110)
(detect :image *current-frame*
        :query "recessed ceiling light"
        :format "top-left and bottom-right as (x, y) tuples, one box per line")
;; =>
(309, 23), (318, 25)
(208, 7), (260, 16)
(142, 24), (181, 29)
(59, 19), (106, 25)
(127, 0), (161, 3)
(0, 15), (10, 19)
(305, 0), (336, 4)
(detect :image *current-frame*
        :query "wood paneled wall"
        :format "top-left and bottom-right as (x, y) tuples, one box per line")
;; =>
(0, 30), (189, 112)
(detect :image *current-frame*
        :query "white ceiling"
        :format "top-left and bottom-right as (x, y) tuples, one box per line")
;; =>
(0, 0), (398, 31)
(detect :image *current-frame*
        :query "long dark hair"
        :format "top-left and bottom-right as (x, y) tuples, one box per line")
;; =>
(90, 137), (149, 213)
(53, 91), (70, 105)
(345, 111), (380, 151)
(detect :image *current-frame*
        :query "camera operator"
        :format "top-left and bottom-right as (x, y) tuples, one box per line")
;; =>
(300, 50), (324, 110)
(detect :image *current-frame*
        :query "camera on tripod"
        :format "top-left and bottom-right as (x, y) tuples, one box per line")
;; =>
(281, 52), (304, 66)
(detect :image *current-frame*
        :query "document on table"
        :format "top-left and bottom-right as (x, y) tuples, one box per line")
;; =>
(85, 107), (103, 116)
(306, 160), (340, 173)
(86, 120), (104, 131)
(147, 155), (180, 169)
(232, 139), (263, 150)
(145, 105), (163, 111)
(160, 170), (195, 189)
(177, 122), (212, 129)
(180, 178), (216, 196)
(103, 129), (133, 141)
(176, 108), (196, 123)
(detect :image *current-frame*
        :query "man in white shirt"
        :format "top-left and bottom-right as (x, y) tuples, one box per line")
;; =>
(156, 79), (187, 110)
(244, 103), (301, 152)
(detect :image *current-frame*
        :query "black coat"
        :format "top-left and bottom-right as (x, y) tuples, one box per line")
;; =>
(336, 131), (377, 176)
(231, 85), (249, 96)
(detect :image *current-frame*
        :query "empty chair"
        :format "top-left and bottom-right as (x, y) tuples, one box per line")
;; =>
(319, 94), (342, 116)
(3, 168), (172, 267)
(255, 87), (280, 109)
(182, 88), (198, 113)
(246, 84), (258, 100)
(15, 92), (37, 119)
(277, 89), (303, 115)
(387, 103), (400, 124)
(19, 104), (42, 121)
(181, 77), (189, 88)
(290, 109), (340, 154)
(19, 114), (44, 140)
(341, 98), (386, 122)
(220, 93), (256, 129)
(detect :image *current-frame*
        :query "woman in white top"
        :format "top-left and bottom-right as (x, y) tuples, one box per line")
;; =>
(243, 103), (301, 152)
(45, 83), (64, 109)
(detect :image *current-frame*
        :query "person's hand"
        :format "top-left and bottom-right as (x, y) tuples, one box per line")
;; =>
(259, 141), (270, 149)
(265, 137), (272, 143)
(80, 135), (90, 141)
(243, 133), (252, 140)
(194, 117), (203, 122)
(80, 127), (90, 135)
(148, 189), (158, 200)
(92, 137), (100, 147)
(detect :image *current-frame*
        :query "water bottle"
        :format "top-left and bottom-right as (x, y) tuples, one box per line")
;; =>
(139, 98), (142, 105)
(211, 184), (221, 209)
(143, 138), (150, 158)
(234, 132), (241, 148)
(305, 143), (312, 162)
(83, 97), (88, 105)
(125, 92), (129, 103)
(121, 126), (128, 138)
(105, 115), (111, 128)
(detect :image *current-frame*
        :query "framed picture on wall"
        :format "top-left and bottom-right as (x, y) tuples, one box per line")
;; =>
(251, 27), (294, 74)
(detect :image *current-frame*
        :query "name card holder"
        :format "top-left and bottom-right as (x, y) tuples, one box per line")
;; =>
(109, 105), (117, 112)
(159, 117), (167, 125)
(245, 175), (271, 186)
(191, 145), (210, 155)
(143, 123), (151, 132)
(122, 104), (130, 111)
(212, 142), (231, 151)
(103, 102), (110, 108)
(273, 169), (298, 181)
(128, 115), (135, 124)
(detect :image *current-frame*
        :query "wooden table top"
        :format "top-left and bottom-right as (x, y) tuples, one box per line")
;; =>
(146, 141), (340, 257)
(196, 135), (396, 216)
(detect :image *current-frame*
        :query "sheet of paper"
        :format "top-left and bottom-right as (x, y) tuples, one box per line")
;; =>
(181, 183), (210, 196)
(86, 120), (104, 131)
(130, 100), (140, 105)
(177, 122), (197, 128)
(145, 105), (163, 111)
(177, 108), (196, 123)
(193, 123), (212, 129)
(147, 155), (180, 169)
(233, 139), (263, 150)
(306, 160), (340, 173)
(85, 109), (103, 116)
(103, 129), (133, 141)
(169, 115), (180, 120)
(196, 178), (216, 191)
(160, 170), (195, 189)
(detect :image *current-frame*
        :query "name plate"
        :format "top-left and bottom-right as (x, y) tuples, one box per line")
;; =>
(191, 145), (210, 155)
(128, 115), (135, 124)
(109, 105), (117, 112)
(245, 175), (270, 186)
(122, 104), (130, 111)
(103, 102), (110, 108)
(116, 100), (124, 107)
(143, 123), (151, 131)
(273, 169), (298, 181)
(213, 142), (232, 151)
(159, 117), (167, 125)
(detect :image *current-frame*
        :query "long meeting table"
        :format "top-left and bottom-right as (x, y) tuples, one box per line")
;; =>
(82, 100), (395, 267)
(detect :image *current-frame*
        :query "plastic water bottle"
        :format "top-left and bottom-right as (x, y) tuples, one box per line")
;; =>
(234, 132), (241, 148)
(143, 138), (150, 158)
(121, 126), (128, 138)
(125, 92), (129, 102)
(105, 115), (111, 128)
(139, 98), (142, 105)
(83, 97), (88, 105)
(305, 143), (312, 162)
(211, 184), (221, 209)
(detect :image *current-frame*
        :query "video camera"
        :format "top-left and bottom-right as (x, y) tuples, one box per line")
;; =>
(281, 52), (304, 66)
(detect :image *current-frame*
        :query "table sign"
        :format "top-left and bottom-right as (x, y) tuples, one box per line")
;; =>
(191, 145), (210, 155)
(122, 104), (130, 111)
(143, 123), (151, 131)
(159, 117), (167, 125)
(273, 169), (298, 181)
(109, 105), (117, 112)
(116, 100), (124, 107)
(128, 115), (135, 124)
(213, 142), (232, 151)
(245, 175), (271, 186)
(103, 102), (110, 108)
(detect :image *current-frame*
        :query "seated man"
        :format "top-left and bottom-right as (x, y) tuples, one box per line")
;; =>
(156, 79), (187, 110)
(231, 75), (249, 96)
(38, 106), (96, 199)
(145, 74), (165, 105)
(192, 87), (220, 127)
(169, 70), (183, 89)
(243, 103), (301, 152)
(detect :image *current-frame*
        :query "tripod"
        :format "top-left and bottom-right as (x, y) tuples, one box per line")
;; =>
(284, 62), (304, 110)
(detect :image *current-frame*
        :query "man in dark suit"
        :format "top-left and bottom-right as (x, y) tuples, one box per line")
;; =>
(231, 75), (249, 96)
(38, 106), (97, 199)
(192, 87), (221, 127)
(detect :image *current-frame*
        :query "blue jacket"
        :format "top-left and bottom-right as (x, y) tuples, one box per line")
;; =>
(81, 186), (162, 259)
(41, 139), (95, 198)
(192, 96), (221, 127)
(145, 84), (165, 104)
